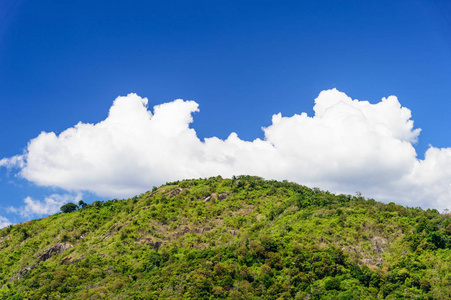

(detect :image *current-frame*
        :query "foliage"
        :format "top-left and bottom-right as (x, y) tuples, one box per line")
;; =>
(78, 200), (87, 209)
(60, 202), (78, 213)
(0, 176), (451, 299)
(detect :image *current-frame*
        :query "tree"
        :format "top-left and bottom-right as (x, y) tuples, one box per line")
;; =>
(92, 201), (103, 207)
(60, 202), (78, 213)
(78, 200), (87, 208)
(427, 231), (445, 249)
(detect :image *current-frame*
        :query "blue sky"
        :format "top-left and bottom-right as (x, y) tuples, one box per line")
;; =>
(1, 0), (451, 226)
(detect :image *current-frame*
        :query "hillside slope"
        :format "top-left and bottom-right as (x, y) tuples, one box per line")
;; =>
(1, 176), (451, 299)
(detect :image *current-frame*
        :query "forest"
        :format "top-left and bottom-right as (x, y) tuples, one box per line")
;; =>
(1, 175), (451, 299)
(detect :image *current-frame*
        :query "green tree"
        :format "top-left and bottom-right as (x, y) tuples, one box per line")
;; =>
(60, 202), (78, 213)
(427, 231), (445, 249)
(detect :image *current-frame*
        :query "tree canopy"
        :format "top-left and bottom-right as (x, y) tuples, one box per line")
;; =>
(60, 202), (78, 213)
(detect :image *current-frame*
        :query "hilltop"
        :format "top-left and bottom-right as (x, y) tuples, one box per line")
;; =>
(1, 176), (451, 299)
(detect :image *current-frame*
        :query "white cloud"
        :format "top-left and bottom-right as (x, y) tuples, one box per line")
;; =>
(8, 193), (82, 218)
(2, 89), (451, 210)
(0, 155), (24, 169)
(0, 216), (11, 229)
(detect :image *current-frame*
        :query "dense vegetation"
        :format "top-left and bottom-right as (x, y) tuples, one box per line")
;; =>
(1, 176), (451, 299)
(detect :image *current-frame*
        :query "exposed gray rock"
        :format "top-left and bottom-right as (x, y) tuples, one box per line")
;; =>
(218, 193), (228, 201)
(204, 193), (227, 202)
(373, 236), (387, 254)
(139, 237), (163, 251)
(19, 265), (36, 278)
(193, 227), (211, 234)
(146, 190), (158, 198)
(38, 242), (73, 263)
(227, 229), (237, 236)
(167, 187), (183, 197)
(61, 256), (84, 265)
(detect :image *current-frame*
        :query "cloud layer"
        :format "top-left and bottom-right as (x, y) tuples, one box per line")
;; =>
(3, 89), (451, 210)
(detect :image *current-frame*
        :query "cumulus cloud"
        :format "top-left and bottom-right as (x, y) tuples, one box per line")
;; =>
(8, 193), (82, 218)
(2, 89), (451, 210)
(0, 216), (11, 229)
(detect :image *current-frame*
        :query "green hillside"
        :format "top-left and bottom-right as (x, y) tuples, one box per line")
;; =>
(1, 176), (451, 299)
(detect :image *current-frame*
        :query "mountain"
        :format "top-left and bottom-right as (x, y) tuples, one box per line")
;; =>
(1, 176), (450, 299)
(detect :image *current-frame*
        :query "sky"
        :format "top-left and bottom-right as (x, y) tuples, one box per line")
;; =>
(1, 0), (451, 226)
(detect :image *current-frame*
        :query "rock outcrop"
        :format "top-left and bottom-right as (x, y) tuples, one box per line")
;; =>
(139, 237), (163, 251)
(203, 193), (228, 202)
(167, 187), (183, 197)
(38, 243), (73, 263)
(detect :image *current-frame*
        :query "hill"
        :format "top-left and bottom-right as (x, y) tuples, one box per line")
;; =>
(1, 176), (451, 299)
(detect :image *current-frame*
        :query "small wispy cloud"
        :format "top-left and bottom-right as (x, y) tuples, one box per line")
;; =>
(1, 89), (451, 210)
(0, 155), (24, 169)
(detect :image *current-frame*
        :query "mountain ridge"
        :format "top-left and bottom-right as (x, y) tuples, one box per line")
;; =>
(1, 176), (450, 299)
